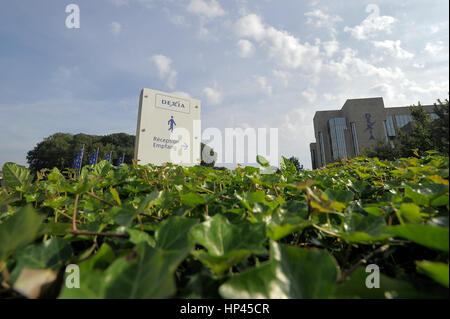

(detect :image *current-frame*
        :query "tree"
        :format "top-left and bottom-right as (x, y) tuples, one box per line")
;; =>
(27, 133), (218, 175)
(364, 98), (449, 160)
(27, 133), (135, 175)
(288, 156), (304, 172)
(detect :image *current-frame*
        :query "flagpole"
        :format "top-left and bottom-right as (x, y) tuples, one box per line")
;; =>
(78, 144), (85, 176)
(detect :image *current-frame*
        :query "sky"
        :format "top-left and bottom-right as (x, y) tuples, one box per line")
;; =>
(0, 0), (448, 170)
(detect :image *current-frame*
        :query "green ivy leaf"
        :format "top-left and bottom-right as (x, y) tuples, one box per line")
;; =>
(103, 243), (187, 298)
(181, 193), (206, 207)
(387, 224), (449, 252)
(219, 242), (339, 298)
(0, 206), (44, 261)
(190, 214), (266, 275)
(155, 216), (198, 251)
(2, 162), (32, 191)
(256, 155), (270, 167)
(11, 237), (73, 283)
(416, 261), (449, 288)
(335, 267), (427, 299)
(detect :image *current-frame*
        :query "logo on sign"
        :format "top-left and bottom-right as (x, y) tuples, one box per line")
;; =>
(155, 94), (191, 114)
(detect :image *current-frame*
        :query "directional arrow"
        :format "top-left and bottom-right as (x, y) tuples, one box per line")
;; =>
(182, 143), (188, 150)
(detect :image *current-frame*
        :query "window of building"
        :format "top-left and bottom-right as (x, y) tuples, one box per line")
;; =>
(319, 132), (326, 167)
(395, 114), (413, 129)
(430, 113), (439, 120)
(350, 122), (360, 156)
(386, 116), (396, 136)
(311, 148), (316, 169)
(328, 118), (348, 161)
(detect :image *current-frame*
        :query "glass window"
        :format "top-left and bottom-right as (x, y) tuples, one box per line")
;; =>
(319, 132), (326, 167)
(395, 114), (412, 128)
(430, 113), (439, 120)
(386, 116), (396, 136)
(328, 118), (348, 161)
(351, 122), (360, 156)
(382, 121), (389, 143)
(311, 148), (316, 169)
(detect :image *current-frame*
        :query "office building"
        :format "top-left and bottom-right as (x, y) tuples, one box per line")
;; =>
(309, 97), (438, 169)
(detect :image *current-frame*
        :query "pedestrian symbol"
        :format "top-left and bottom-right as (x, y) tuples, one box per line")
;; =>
(168, 116), (176, 132)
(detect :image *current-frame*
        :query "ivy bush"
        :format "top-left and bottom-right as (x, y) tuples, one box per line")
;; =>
(0, 153), (448, 299)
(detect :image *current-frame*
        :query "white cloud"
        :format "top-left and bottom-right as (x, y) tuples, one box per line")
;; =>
(187, 0), (226, 19)
(110, 22), (122, 36)
(344, 5), (396, 40)
(237, 39), (255, 58)
(272, 69), (290, 87)
(323, 40), (339, 57)
(424, 41), (445, 56)
(327, 48), (405, 82)
(235, 14), (322, 72)
(235, 13), (266, 41)
(301, 88), (317, 103)
(255, 76), (272, 95)
(151, 54), (177, 89)
(203, 86), (223, 105)
(304, 9), (342, 34)
(372, 40), (414, 59)
(412, 63), (425, 69)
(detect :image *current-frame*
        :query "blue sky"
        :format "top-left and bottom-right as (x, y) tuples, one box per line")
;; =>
(0, 0), (448, 169)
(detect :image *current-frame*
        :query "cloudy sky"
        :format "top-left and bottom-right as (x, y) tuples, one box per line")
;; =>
(0, 0), (448, 169)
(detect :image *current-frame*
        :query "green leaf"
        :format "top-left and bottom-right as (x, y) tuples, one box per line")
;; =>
(103, 243), (187, 298)
(190, 214), (266, 256)
(79, 243), (116, 272)
(191, 249), (252, 276)
(11, 237), (73, 283)
(59, 270), (106, 299)
(127, 229), (156, 247)
(416, 261), (449, 288)
(190, 214), (266, 275)
(155, 216), (198, 251)
(0, 206), (44, 261)
(398, 203), (423, 224)
(2, 162), (32, 190)
(256, 155), (270, 167)
(181, 193), (206, 207)
(112, 204), (139, 226)
(387, 224), (449, 252)
(280, 156), (297, 177)
(219, 242), (338, 298)
(340, 213), (390, 243)
(335, 267), (427, 299)
(109, 187), (121, 205)
(324, 189), (354, 204)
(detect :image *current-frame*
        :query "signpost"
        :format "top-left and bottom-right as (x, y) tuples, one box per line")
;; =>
(134, 88), (201, 166)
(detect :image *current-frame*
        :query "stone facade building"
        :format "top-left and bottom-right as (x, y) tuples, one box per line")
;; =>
(309, 97), (437, 169)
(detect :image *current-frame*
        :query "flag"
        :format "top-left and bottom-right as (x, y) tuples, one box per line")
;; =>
(72, 145), (84, 172)
(105, 151), (112, 163)
(88, 148), (99, 166)
(116, 154), (125, 166)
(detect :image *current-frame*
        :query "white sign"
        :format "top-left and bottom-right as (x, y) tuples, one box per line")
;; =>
(134, 88), (201, 166)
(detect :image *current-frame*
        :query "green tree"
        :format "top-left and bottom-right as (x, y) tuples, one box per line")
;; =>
(365, 98), (449, 159)
(26, 133), (135, 175)
(288, 156), (304, 172)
